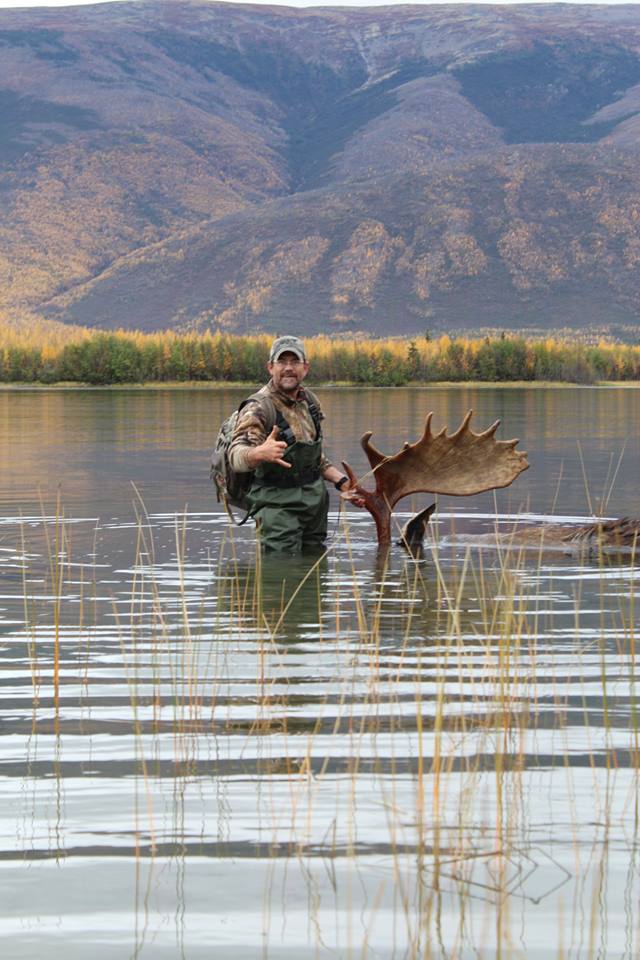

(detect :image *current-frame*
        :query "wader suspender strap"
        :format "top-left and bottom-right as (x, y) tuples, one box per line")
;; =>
(304, 393), (323, 440)
(274, 409), (296, 447)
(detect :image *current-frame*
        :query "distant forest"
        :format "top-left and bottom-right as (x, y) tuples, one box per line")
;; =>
(1, 330), (639, 386)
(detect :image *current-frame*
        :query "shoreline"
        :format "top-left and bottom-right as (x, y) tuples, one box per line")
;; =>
(0, 379), (638, 391)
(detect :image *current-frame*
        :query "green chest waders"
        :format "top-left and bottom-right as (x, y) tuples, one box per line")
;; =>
(249, 438), (328, 553)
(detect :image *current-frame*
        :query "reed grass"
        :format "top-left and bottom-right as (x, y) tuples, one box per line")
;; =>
(10, 498), (640, 957)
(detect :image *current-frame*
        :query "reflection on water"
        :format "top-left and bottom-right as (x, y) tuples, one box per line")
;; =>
(0, 386), (638, 958)
(1, 384), (638, 518)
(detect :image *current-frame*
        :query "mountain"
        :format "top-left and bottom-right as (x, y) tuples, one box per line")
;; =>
(2, 1), (640, 337)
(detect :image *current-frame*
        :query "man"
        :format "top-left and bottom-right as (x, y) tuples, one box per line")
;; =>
(228, 335), (362, 552)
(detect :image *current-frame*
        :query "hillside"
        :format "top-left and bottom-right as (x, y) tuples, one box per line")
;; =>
(1, 2), (640, 335)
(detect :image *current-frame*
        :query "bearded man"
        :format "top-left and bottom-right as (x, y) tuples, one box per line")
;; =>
(228, 336), (362, 552)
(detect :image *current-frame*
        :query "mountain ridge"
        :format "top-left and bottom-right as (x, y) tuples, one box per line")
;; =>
(1, 2), (640, 335)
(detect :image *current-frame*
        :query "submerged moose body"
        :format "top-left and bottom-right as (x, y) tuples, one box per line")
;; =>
(494, 516), (640, 554)
(402, 509), (640, 557)
(342, 411), (529, 547)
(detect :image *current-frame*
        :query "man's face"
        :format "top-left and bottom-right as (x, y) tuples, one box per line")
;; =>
(268, 351), (309, 394)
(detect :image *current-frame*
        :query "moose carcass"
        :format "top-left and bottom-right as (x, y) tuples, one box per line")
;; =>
(399, 510), (640, 557)
(496, 516), (640, 554)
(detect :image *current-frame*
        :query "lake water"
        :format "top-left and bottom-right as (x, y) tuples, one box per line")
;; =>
(0, 385), (638, 958)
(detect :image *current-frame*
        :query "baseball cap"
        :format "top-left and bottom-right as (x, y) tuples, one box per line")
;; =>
(269, 335), (306, 362)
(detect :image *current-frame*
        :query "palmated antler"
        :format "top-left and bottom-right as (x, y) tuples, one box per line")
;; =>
(342, 410), (529, 545)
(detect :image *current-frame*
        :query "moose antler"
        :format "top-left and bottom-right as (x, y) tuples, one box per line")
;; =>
(342, 410), (529, 545)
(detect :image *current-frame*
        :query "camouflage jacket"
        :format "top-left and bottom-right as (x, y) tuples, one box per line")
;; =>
(228, 380), (332, 474)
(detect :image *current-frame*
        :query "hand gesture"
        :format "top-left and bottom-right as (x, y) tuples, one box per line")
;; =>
(258, 425), (291, 469)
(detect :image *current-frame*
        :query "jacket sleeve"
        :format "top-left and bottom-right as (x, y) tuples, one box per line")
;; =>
(227, 401), (269, 473)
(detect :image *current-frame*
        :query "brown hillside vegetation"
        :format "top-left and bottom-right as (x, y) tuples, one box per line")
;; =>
(42, 147), (640, 334)
(1, 2), (640, 335)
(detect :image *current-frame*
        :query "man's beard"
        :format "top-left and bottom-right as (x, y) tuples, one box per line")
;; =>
(278, 375), (301, 394)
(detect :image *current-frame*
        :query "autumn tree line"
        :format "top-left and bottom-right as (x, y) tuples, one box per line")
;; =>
(1, 329), (639, 385)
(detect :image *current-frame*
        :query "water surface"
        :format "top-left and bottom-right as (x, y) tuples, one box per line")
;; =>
(0, 386), (638, 958)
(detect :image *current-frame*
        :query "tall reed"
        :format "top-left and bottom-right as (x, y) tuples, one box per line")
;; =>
(13, 500), (639, 957)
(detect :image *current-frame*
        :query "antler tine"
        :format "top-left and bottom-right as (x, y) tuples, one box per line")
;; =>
(341, 460), (359, 488)
(341, 458), (393, 545)
(479, 419), (501, 438)
(361, 431), (388, 471)
(420, 412), (434, 443)
(449, 409), (473, 440)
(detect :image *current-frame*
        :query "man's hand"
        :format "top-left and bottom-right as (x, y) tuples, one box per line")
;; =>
(249, 424), (291, 469)
(339, 482), (365, 508)
(322, 465), (366, 508)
